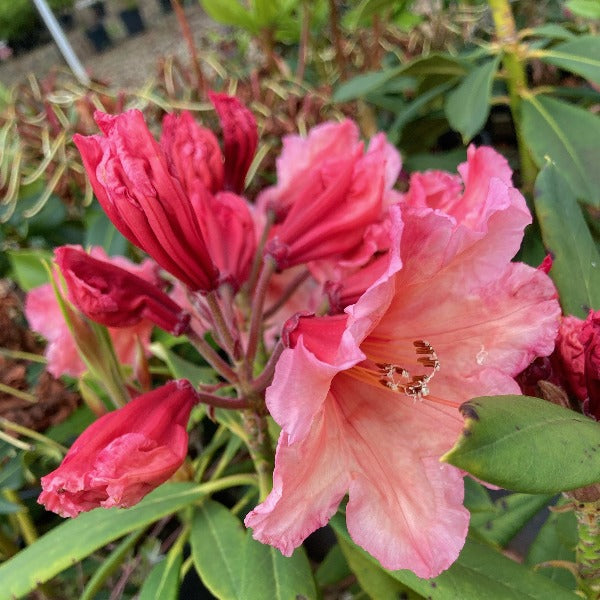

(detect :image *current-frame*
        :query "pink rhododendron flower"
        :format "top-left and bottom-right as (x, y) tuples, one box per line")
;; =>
(25, 248), (159, 378)
(56, 245), (190, 335)
(73, 94), (257, 292)
(260, 120), (401, 269)
(554, 315), (587, 402)
(39, 380), (198, 517)
(245, 153), (560, 578)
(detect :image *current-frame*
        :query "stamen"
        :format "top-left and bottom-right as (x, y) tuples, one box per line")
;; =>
(377, 340), (440, 400)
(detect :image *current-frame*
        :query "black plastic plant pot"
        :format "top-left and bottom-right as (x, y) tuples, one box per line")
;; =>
(119, 7), (146, 36)
(85, 23), (112, 52)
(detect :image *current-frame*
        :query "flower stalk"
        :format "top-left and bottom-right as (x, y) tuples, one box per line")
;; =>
(488, 0), (537, 194)
(574, 500), (600, 599)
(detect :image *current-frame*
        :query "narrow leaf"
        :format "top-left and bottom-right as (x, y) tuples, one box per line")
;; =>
(7, 249), (52, 291)
(534, 162), (600, 316)
(522, 94), (600, 206)
(0, 483), (203, 599)
(442, 395), (600, 494)
(445, 56), (500, 141)
(138, 553), (182, 600)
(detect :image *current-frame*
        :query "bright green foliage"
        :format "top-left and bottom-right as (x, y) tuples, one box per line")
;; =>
(442, 396), (600, 494)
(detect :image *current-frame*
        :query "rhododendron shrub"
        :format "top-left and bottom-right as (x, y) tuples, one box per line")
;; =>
(24, 95), (566, 595)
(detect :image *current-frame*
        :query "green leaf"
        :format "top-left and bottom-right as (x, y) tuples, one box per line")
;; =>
(470, 493), (555, 547)
(315, 544), (351, 587)
(7, 249), (52, 291)
(525, 24), (576, 40)
(338, 535), (423, 599)
(138, 552), (182, 600)
(445, 56), (500, 142)
(0, 497), (20, 514)
(539, 36), (600, 85)
(84, 209), (128, 257)
(521, 94), (600, 206)
(442, 395), (600, 494)
(150, 342), (217, 385)
(331, 514), (579, 599)
(534, 162), (600, 316)
(333, 68), (404, 102)
(0, 453), (24, 489)
(191, 499), (317, 599)
(526, 499), (577, 590)
(191, 499), (246, 599)
(565, 0), (600, 19)
(333, 54), (466, 103)
(0, 482), (204, 600)
(200, 0), (258, 33)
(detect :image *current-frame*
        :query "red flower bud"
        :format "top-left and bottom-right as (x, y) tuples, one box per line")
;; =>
(581, 310), (600, 420)
(56, 246), (190, 335)
(39, 380), (198, 517)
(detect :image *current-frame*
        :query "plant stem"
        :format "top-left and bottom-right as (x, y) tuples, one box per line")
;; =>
(328, 0), (346, 79)
(296, 0), (310, 81)
(3, 490), (38, 546)
(488, 0), (537, 194)
(574, 500), (600, 599)
(241, 407), (273, 502)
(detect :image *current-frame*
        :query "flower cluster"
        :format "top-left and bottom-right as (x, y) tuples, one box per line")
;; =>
(29, 94), (560, 578)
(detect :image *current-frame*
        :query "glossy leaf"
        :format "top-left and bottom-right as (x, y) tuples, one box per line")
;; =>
(331, 514), (579, 599)
(565, 0), (600, 19)
(534, 162), (600, 316)
(445, 56), (500, 141)
(315, 544), (351, 588)
(539, 36), (600, 85)
(522, 94), (600, 206)
(442, 395), (600, 494)
(150, 342), (217, 385)
(191, 499), (317, 600)
(0, 482), (203, 600)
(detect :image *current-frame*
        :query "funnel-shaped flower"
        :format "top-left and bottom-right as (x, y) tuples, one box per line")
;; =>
(56, 245), (190, 335)
(261, 120), (401, 269)
(25, 248), (158, 378)
(246, 156), (560, 577)
(39, 380), (198, 517)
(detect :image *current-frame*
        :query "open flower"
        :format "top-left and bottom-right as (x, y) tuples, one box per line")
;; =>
(73, 94), (257, 292)
(56, 245), (190, 335)
(245, 153), (560, 577)
(39, 380), (198, 517)
(25, 247), (159, 378)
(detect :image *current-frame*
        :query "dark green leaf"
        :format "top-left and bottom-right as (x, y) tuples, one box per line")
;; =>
(84, 209), (128, 257)
(445, 56), (500, 141)
(522, 94), (600, 206)
(534, 162), (600, 315)
(442, 395), (600, 494)
(526, 499), (577, 590)
(191, 499), (246, 599)
(333, 69), (404, 102)
(0, 497), (20, 514)
(338, 535), (424, 599)
(315, 544), (351, 587)
(525, 24), (576, 40)
(7, 249), (52, 291)
(151, 342), (217, 385)
(138, 552), (182, 600)
(0, 454), (24, 489)
(470, 493), (554, 547)
(403, 148), (467, 173)
(540, 36), (600, 85)
(0, 482), (204, 599)
(191, 499), (317, 599)
(331, 514), (579, 599)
